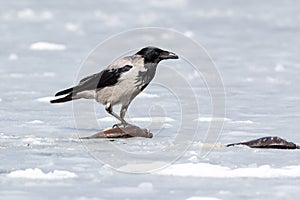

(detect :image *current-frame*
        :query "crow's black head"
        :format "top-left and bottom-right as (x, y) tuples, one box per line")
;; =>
(136, 46), (178, 63)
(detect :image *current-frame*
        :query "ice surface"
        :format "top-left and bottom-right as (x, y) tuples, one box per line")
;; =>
(30, 42), (66, 51)
(196, 117), (254, 124)
(156, 163), (300, 178)
(26, 120), (44, 124)
(98, 116), (175, 123)
(36, 96), (55, 103)
(7, 168), (77, 180)
(274, 64), (286, 72)
(1, 0), (300, 199)
(65, 23), (79, 32)
(186, 197), (221, 200)
(17, 8), (53, 20)
(136, 92), (159, 98)
(8, 53), (18, 61)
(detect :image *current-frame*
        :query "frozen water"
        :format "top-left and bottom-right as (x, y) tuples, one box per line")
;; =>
(7, 168), (77, 180)
(156, 163), (300, 178)
(30, 42), (66, 51)
(65, 23), (80, 32)
(1, 0), (300, 199)
(186, 197), (221, 200)
(136, 92), (159, 99)
(8, 53), (18, 61)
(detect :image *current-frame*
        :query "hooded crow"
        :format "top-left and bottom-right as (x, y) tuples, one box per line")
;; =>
(50, 46), (179, 127)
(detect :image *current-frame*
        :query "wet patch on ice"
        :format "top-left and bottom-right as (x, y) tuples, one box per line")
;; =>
(7, 168), (77, 180)
(30, 42), (66, 51)
(156, 163), (300, 178)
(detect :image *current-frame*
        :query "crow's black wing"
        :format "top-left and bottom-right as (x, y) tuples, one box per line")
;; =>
(73, 65), (133, 94)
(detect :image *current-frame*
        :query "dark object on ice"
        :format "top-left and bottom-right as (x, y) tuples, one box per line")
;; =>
(226, 136), (300, 149)
(80, 125), (153, 139)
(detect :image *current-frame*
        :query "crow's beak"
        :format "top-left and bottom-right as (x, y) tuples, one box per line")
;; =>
(160, 51), (179, 60)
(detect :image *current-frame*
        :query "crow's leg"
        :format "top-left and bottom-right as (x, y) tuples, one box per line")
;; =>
(105, 102), (128, 128)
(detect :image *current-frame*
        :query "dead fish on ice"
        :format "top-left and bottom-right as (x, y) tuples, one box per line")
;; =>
(80, 125), (153, 139)
(226, 136), (300, 149)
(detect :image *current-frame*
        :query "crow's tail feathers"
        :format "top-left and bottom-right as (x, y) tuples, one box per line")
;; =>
(55, 87), (74, 96)
(50, 93), (73, 103)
